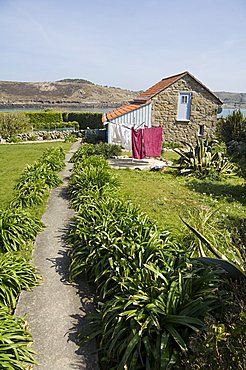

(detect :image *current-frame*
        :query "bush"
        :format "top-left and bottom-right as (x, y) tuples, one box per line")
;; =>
(0, 112), (32, 138)
(62, 111), (103, 129)
(217, 110), (246, 143)
(70, 143), (121, 162)
(216, 110), (246, 179)
(6, 135), (21, 143)
(40, 147), (65, 171)
(64, 133), (78, 143)
(177, 281), (246, 370)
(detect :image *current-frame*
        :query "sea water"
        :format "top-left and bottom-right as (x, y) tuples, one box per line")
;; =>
(0, 107), (245, 117)
(0, 106), (112, 113)
(218, 108), (246, 117)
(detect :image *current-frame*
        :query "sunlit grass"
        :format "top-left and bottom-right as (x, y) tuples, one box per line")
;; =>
(0, 142), (71, 208)
(115, 166), (246, 238)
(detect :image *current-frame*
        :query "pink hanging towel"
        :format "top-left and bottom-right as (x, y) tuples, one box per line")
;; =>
(143, 127), (162, 157)
(131, 128), (145, 159)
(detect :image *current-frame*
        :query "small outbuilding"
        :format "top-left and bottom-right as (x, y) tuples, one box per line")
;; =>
(102, 71), (223, 149)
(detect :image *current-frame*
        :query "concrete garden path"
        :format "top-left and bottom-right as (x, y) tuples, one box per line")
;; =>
(15, 141), (99, 370)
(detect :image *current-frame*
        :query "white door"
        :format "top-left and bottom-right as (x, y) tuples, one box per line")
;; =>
(177, 92), (191, 121)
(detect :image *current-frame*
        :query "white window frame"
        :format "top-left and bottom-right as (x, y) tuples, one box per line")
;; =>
(177, 92), (192, 122)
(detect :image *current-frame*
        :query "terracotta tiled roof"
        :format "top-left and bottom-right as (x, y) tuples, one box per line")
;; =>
(136, 71), (187, 100)
(102, 101), (148, 123)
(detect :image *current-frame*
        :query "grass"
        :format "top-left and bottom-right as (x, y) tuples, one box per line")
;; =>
(0, 142), (71, 209)
(115, 152), (246, 238)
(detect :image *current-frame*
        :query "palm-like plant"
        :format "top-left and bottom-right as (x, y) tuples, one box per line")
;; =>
(174, 137), (235, 178)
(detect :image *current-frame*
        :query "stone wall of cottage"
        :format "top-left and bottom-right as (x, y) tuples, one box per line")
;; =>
(151, 74), (221, 143)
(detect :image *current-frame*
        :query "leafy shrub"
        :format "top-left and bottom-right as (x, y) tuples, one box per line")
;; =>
(67, 143), (245, 369)
(0, 305), (37, 369)
(0, 208), (43, 252)
(0, 253), (39, 310)
(174, 137), (235, 179)
(6, 135), (21, 143)
(0, 112), (32, 138)
(217, 110), (246, 143)
(16, 162), (61, 188)
(216, 110), (246, 179)
(40, 147), (65, 171)
(27, 134), (38, 141)
(64, 133), (78, 143)
(70, 143), (121, 162)
(177, 280), (246, 370)
(11, 179), (48, 208)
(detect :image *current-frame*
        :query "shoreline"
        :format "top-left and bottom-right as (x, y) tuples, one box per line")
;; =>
(0, 103), (117, 113)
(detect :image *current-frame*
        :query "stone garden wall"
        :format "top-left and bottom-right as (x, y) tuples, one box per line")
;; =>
(151, 74), (221, 143)
(17, 130), (75, 141)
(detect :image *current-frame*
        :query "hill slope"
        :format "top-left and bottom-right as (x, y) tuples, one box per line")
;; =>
(0, 79), (138, 109)
(215, 91), (246, 108)
(0, 79), (245, 109)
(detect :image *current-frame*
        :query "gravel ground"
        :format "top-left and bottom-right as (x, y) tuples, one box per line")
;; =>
(15, 140), (99, 370)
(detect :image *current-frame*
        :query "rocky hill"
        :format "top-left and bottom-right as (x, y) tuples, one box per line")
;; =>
(0, 78), (245, 109)
(215, 91), (246, 108)
(0, 79), (139, 109)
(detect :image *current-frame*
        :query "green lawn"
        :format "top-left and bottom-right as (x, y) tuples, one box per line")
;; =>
(0, 142), (71, 209)
(115, 162), (246, 238)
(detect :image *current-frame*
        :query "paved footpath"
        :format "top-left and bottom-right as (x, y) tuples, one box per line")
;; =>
(15, 141), (99, 370)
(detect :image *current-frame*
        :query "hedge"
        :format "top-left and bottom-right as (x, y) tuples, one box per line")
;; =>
(0, 111), (103, 134)
(25, 112), (63, 126)
(62, 112), (103, 129)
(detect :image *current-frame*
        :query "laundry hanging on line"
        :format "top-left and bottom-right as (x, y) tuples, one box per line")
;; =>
(131, 128), (145, 159)
(131, 127), (162, 159)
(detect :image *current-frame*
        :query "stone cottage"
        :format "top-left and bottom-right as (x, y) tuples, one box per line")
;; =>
(103, 71), (223, 148)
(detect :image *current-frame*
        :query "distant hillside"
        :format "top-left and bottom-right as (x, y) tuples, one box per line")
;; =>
(215, 91), (246, 108)
(0, 78), (245, 109)
(0, 79), (139, 109)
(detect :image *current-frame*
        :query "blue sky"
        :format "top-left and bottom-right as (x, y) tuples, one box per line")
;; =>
(0, 0), (245, 92)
